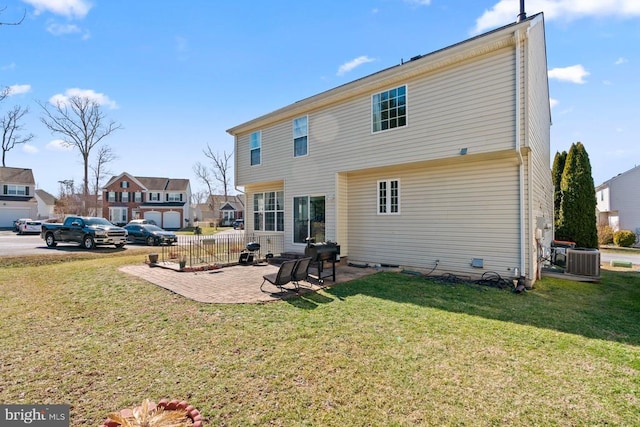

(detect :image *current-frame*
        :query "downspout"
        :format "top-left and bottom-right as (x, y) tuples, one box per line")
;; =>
(515, 28), (526, 282)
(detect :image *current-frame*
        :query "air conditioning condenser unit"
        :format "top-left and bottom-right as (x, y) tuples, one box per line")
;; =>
(565, 248), (600, 278)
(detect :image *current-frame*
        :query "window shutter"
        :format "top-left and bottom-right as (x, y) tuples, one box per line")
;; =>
(166, 193), (169, 202)
(120, 182), (123, 188)
(3, 185), (6, 195)
(180, 194), (183, 201)
(25, 186), (29, 196)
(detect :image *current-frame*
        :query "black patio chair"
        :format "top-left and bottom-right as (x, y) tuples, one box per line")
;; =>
(260, 259), (297, 293)
(291, 257), (312, 291)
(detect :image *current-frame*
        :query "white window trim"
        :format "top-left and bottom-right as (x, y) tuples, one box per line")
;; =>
(377, 179), (400, 215)
(371, 84), (408, 134)
(250, 131), (262, 166)
(293, 115), (309, 158)
(253, 190), (284, 232)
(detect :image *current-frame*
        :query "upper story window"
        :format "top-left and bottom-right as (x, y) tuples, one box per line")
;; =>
(250, 131), (261, 166)
(134, 192), (143, 202)
(121, 192), (129, 202)
(3, 185), (28, 196)
(121, 181), (129, 188)
(107, 191), (116, 202)
(167, 193), (182, 202)
(378, 179), (400, 215)
(293, 116), (308, 157)
(372, 85), (407, 133)
(149, 193), (160, 202)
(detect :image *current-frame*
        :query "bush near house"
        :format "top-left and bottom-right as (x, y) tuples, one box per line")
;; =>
(613, 230), (636, 247)
(597, 224), (614, 246)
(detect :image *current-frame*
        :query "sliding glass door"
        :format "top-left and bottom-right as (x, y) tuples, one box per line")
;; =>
(293, 195), (325, 244)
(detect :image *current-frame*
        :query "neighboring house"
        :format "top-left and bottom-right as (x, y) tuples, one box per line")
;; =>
(228, 13), (553, 286)
(0, 167), (38, 228)
(194, 194), (245, 226)
(102, 172), (192, 229)
(596, 165), (640, 233)
(34, 189), (57, 220)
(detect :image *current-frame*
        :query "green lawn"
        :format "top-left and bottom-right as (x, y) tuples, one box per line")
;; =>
(1, 253), (639, 426)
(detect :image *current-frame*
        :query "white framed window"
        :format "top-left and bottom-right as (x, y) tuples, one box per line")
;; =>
(293, 116), (308, 157)
(167, 193), (182, 202)
(121, 181), (129, 188)
(134, 192), (142, 202)
(109, 207), (128, 224)
(254, 191), (284, 231)
(378, 179), (400, 215)
(250, 131), (261, 166)
(107, 191), (116, 202)
(149, 193), (160, 202)
(372, 85), (407, 133)
(121, 192), (129, 202)
(4, 185), (28, 196)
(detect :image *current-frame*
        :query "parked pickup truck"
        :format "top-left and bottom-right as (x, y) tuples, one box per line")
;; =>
(41, 216), (128, 249)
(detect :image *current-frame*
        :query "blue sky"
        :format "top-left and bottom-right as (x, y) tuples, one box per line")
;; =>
(2, 0), (639, 197)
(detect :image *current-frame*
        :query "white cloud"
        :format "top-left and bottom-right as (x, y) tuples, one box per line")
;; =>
(23, 144), (39, 154)
(49, 88), (118, 109)
(549, 98), (558, 109)
(337, 56), (376, 76)
(473, 0), (640, 34)
(403, 0), (431, 5)
(46, 139), (73, 151)
(1, 62), (16, 71)
(8, 84), (32, 95)
(615, 57), (628, 65)
(46, 22), (89, 39)
(548, 64), (589, 84)
(22, 0), (93, 19)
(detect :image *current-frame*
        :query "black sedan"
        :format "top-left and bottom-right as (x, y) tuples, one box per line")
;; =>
(124, 224), (178, 246)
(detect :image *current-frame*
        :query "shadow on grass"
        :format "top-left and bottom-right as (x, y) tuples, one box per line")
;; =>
(318, 269), (640, 346)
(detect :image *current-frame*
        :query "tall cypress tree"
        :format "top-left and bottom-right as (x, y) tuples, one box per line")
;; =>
(552, 151), (567, 229)
(556, 142), (598, 248)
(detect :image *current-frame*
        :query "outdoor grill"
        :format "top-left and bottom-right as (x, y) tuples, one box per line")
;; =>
(304, 241), (340, 282)
(239, 242), (261, 265)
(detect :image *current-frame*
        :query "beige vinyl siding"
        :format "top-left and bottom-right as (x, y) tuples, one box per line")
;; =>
(235, 46), (517, 187)
(346, 158), (521, 277)
(525, 16), (553, 279)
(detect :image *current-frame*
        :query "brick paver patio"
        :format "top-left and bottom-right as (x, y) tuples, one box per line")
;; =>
(119, 261), (378, 304)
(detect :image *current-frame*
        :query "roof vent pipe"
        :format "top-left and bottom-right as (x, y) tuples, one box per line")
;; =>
(516, 0), (527, 22)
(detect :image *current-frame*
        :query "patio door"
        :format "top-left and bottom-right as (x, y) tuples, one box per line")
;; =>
(293, 195), (325, 244)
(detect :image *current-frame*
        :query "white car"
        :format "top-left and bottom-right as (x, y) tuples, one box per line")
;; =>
(13, 218), (32, 232)
(19, 220), (42, 235)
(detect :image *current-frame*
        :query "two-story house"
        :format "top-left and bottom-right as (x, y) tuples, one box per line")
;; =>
(228, 13), (553, 287)
(102, 173), (191, 230)
(596, 165), (640, 234)
(0, 166), (38, 228)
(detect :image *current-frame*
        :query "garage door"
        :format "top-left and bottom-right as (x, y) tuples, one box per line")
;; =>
(144, 211), (162, 227)
(163, 211), (181, 230)
(0, 208), (33, 228)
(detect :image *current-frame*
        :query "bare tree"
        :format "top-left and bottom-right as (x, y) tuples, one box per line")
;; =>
(39, 96), (121, 215)
(193, 144), (233, 211)
(1, 104), (35, 166)
(55, 179), (82, 216)
(90, 145), (117, 216)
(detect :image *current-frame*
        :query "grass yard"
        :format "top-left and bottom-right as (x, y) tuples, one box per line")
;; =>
(0, 253), (639, 426)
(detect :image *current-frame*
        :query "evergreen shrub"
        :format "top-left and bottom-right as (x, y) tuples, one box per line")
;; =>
(613, 230), (636, 247)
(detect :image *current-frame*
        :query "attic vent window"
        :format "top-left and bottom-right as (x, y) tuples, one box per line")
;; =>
(372, 85), (407, 133)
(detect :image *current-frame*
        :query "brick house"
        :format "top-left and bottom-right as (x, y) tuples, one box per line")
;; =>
(102, 172), (191, 229)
